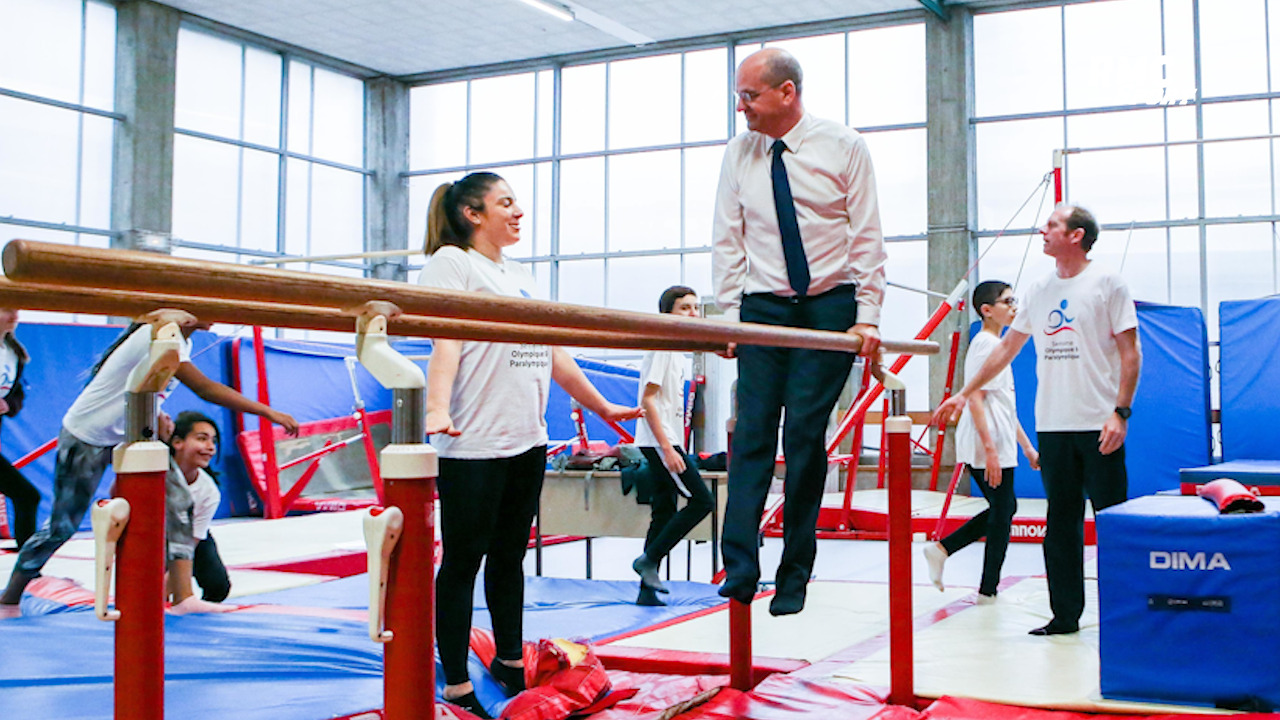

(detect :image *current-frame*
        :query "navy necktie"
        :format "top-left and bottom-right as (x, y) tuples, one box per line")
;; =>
(771, 139), (810, 297)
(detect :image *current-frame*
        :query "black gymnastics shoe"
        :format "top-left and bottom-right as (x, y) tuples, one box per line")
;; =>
(488, 657), (525, 696)
(1028, 621), (1079, 636)
(443, 691), (492, 719)
(636, 585), (667, 606)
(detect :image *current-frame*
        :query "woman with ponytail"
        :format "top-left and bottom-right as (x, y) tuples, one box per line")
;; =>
(419, 172), (641, 718)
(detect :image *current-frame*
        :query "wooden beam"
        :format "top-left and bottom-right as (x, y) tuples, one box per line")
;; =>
(0, 280), (724, 351)
(3, 240), (939, 357)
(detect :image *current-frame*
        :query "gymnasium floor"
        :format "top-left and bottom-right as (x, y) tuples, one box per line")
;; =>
(0, 508), (1249, 719)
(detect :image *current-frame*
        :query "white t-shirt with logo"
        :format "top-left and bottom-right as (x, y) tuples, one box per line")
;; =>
(189, 468), (221, 541)
(418, 246), (552, 459)
(633, 350), (686, 449)
(1010, 263), (1139, 432)
(64, 325), (192, 447)
(955, 330), (1018, 469)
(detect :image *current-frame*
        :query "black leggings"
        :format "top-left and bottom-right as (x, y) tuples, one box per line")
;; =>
(194, 533), (231, 602)
(639, 446), (713, 563)
(435, 445), (545, 687)
(940, 467), (1017, 596)
(0, 454), (40, 548)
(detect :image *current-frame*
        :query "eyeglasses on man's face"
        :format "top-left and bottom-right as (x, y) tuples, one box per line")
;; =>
(735, 82), (783, 104)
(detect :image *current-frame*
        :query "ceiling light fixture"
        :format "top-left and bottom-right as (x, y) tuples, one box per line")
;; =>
(515, 0), (575, 22)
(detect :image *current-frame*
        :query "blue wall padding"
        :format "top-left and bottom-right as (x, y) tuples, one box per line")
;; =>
(1220, 295), (1280, 462)
(1097, 495), (1280, 708)
(546, 357), (641, 445)
(4, 324), (640, 531)
(973, 302), (1211, 500)
(1, 324), (237, 531)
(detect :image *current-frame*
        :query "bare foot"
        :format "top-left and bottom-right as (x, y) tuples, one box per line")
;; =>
(0, 603), (21, 619)
(167, 596), (236, 615)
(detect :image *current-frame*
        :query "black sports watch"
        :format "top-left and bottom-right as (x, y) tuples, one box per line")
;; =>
(1114, 406), (1132, 420)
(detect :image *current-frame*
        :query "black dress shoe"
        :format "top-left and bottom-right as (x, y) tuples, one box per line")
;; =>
(717, 582), (756, 604)
(1029, 621), (1079, 636)
(768, 591), (806, 616)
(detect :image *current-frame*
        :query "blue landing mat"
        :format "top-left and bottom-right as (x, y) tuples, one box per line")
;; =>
(1180, 459), (1280, 486)
(5, 576), (725, 720)
(1, 611), (385, 720)
(245, 574), (725, 642)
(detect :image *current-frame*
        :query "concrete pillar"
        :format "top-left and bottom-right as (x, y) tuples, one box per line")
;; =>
(111, 0), (180, 251)
(365, 77), (411, 281)
(925, 9), (976, 479)
(926, 9), (976, 410)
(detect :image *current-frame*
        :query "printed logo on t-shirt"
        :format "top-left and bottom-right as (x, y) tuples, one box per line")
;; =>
(509, 344), (549, 369)
(1042, 299), (1080, 361)
(1045, 299), (1076, 336)
(0, 367), (13, 394)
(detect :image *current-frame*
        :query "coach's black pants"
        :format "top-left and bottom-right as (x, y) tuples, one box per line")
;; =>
(1038, 431), (1127, 626)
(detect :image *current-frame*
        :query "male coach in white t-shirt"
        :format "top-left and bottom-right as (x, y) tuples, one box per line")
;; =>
(934, 204), (1142, 636)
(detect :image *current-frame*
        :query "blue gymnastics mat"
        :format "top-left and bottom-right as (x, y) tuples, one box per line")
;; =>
(245, 573), (725, 642)
(1180, 459), (1280, 487)
(3, 575), (725, 720)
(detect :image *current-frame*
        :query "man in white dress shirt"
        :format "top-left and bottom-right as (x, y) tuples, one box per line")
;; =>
(712, 47), (886, 615)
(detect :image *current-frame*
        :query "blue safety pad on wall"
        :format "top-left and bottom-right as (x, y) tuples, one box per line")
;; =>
(978, 302), (1211, 500)
(546, 357), (641, 446)
(2, 324), (238, 531)
(5, 325), (639, 532)
(1097, 495), (1280, 709)
(1220, 296), (1280, 462)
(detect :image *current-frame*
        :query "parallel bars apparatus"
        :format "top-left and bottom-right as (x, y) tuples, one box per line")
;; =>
(1, 239), (938, 719)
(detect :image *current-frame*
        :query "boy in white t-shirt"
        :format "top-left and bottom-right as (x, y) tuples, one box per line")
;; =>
(935, 205), (1141, 636)
(0, 310), (299, 618)
(630, 287), (714, 607)
(923, 281), (1039, 603)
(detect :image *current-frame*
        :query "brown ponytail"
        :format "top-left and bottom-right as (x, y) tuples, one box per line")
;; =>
(423, 172), (504, 256)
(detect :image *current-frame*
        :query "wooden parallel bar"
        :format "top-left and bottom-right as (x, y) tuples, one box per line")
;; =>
(0, 280), (723, 352)
(3, 240), (939, 357)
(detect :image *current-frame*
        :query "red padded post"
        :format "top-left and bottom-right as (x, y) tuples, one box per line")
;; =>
(886, 414), (915, 706)
(112, 443), (169, 720)
(381, 446), (437, 720)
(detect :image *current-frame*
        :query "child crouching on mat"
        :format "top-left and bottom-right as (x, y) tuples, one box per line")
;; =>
(0, 310), (297, 618)
(164, 410), (234, 614)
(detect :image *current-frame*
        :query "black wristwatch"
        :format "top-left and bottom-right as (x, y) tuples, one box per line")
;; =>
(1114, 406), (1132, 420)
